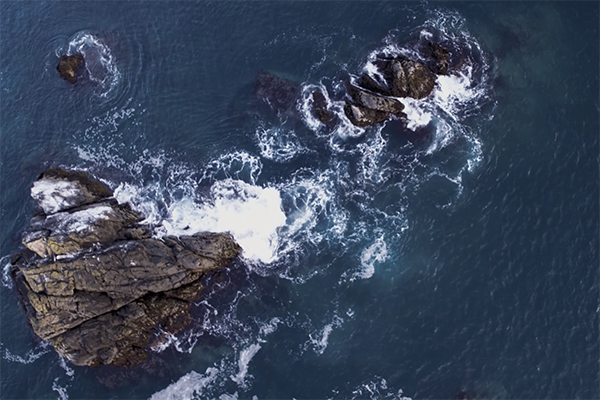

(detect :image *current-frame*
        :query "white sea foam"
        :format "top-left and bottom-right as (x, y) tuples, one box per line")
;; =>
(255, 125), (308, 162)
(46, 205), (112, 234)
(258, 317), (281, 337)
(358, 235), (388, 280)
(52, 379), (69, 400)
(3, 342), (51, 364)
(31, 179), (83, 215)
(2, 259), (14, 289)
(307, 315), (343, 355)
(230, 343), (261, 387)
(400, 98), (433, 131)
(66, 32), (121, 97)
(114, 182), (163, 225)
(202, 151), (263, 186)
(161, 179), (286, 264)
(351, 377), (412, 400)
(150, 367), (221, 400)
(278, 170), (347, 255)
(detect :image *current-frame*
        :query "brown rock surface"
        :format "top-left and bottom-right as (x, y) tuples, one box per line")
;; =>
(11, 169), (242, 367)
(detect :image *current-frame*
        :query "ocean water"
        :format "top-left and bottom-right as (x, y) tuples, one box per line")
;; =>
(0, 2), (598, 399)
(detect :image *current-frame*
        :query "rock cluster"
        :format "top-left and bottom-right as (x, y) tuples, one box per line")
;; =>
(11, 169), (241, 368)
(56, 54), (86, 84)
(342, 42), (450, 127)
(254, 41), (451, 129)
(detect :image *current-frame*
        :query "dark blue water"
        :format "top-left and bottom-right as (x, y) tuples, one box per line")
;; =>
(1, 2), (598, 399)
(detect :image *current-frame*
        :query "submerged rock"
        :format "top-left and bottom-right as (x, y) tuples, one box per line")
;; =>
(255, 71), (300, 113)
(56, 54), (85, 84)
(11, 169), (242, 368)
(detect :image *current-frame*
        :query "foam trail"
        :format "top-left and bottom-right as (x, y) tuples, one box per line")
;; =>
(66, 32), (121, 96)
(2, 258), (14, 289)
(230, 343), (262, 387)
(3, 342), (51, 364)
(308, 315), (343, 355)
(161, 179), (286, 264)
(255, 125), (308, 162)
(52, 379), (69, 400)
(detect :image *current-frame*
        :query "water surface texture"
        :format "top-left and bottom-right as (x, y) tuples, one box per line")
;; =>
(1, 2), (598, 399)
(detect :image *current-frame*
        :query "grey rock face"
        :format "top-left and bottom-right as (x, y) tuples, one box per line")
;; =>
(11, 169), (242, 368)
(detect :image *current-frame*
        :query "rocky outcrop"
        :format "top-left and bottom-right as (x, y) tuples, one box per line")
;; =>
(11, 169), (242, 368)
(342, 44), (447, 128)
(378, 55), (437, 100)
(57, 54), (85, 84)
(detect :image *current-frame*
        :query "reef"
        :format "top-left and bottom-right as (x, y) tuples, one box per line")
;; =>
(10, 169), (241, 368)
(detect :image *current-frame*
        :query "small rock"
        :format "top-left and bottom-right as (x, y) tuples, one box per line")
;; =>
(56, 54), (85, 84)
(311, 91), (334, 123)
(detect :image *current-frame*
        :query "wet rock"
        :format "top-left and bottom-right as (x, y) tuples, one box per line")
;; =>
(22, 200), (142, 258)
(343, 101), (392, 127)
(347, 83), (405, 115)
(11, 170), (242, 368)
(255, 71), (300, 113)
(421, 41), (450, 75)
(357, 73), (389, 95)
(380, 55), (437, 99)
(311, 91), (334, 123)
(56, 54), (85, 84)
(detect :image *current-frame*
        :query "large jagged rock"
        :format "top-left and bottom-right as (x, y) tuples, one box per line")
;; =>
(11, 169), (242, 368)
(343, 42), (448, 127)
(23, 200), (142, 258)
(56, 54), (85, 84)
(379, 55), (437, 100)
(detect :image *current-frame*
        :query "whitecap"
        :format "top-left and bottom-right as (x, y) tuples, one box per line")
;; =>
(160, 179), (286, 264)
